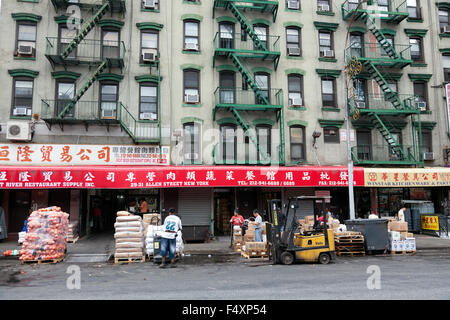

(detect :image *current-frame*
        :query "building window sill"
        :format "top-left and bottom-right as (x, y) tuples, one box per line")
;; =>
(407, 18), (423, 23)
(317, 11), (335, 16)
(420, 110), (432, 115)
(322, 107), (340, 112)
(288, 106), (306, 111)
(182, 50), (202, 55)
(318, 57), (337, 63)
(14, 57), (36, 61)
(439, 33), (450, 38)
(411, 63), (427, 67)
(286, 55), (303, 60)
(285, 9), (302, 13)
(183, 1), (202, 5)
(141, 9), (160, 13)
(182, 103), (202, 108)
(10, 116), (32, 120)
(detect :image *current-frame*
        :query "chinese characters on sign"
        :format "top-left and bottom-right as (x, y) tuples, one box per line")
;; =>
(365, 168), (450, 187)
(0, 166), (364, 189)
(421, 215), (440, 231)
(0, 144), (170, 166)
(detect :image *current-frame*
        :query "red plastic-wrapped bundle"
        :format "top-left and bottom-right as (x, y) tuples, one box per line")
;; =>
(19, 206), (69, 261)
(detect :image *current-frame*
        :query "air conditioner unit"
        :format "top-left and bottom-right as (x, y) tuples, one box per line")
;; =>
(288, 47), (301, 56)
(423, 152), (435, 161)
(142, 0), (157, 9)
(142, 50), (157, 62)
(287, 0), (299, 9)
(318, 4), (330, 11)
(185, 153), (199, 160)
(289, 98), (303, 106)
(13, 107), (30, 116)
(101, 109), (116, 119)
(322, 50), (334, 57)
(141, 112), (157, 120)
(415, 101), (427, 111)
(185, 94), (199, 103)
(6, 121), (32, 141)
(184, 42), (199, 51)
(356, 101), (366, 108)
(443, 26), (450, 34)
(18, 45), (33, 55)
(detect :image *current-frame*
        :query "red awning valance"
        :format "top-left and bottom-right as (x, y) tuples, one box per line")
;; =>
(0, 165), (365, 189)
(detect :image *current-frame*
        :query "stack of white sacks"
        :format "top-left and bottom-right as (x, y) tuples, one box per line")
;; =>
(145, 226), (184, 257)
(114, 211), (145, 260)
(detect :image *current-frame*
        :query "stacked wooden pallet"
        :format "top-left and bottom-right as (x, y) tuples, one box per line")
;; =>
(334, 231), (365, 257)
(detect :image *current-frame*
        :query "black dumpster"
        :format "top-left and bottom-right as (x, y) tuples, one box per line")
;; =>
(344, 219), (389, 253)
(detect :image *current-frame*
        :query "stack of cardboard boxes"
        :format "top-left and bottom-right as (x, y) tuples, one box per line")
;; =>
(143, 213), (160, 237)
(241, 222), (268, 258)
(388, 220), (416, 253)
(233, 226), (243, 252)
(297, 216), (341, 234)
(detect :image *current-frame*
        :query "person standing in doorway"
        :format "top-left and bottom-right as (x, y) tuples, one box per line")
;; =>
(139, 198), (148, 215)
(0, 206), (7, 242)
(398, 207), (406, 222)
(93, 205), (103, 232)
(159, 208), (182, 268)
(253, 209), (263, 242)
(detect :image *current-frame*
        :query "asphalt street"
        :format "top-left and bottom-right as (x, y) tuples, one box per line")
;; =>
(1, 250), (450, 300)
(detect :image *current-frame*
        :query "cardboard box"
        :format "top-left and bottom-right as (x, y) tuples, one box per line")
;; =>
(389, 239), (405, 252)
(389, 221), (408, 232)
(407, 233), (414, 238)
(143, 214), (160, 225)
(245, 242), (267, 251)
(405, 238), (416, 251)
(233, 235), (243, 243)
(305, 215), (315, 224)
(244, 234), (255, 242)
(389, 231), (401, 241)
(297, 219), (306, 225)
(400, 232), (408, 240)
(247, 222), (256, 231)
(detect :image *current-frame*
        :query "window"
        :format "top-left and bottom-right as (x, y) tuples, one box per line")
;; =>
(356, 130), (372, 160)
(183, 69), (200, 103)
(421, 130), (432, 153)
(389, 131), (403, 160)
(443, 55), (450, 82)
(319, 31), (334, 57)
(409, 37), (423, 62)
(256, 125), (271, 161)
(381, 34), (394, 56)
(384, 80), (398, 101)
(290, 126), (305, 162)
(407, 0), (420, 19)
(255, 72), (270, 104)
(413, 81), (428, 110)
(219, 23), (234, 49)
(102, 28), (120, 59)
(140, 30), (158, 64)
(288, 74), (304, 106)
(221, 124), (237, 163)
(324, 127), (340, 143)
(286, 0), (301, 10)
(183, 20), (199, 51)
(254, 24), (268, 50)
(286, 27), (301, 56)
(219, 71), (235, 104)
(99, 83), (118, 118)
(440, 10), (450, 32)
(55, 81), (75, 118)
(183, 122), (201, 164)
(352, 79), (367, 107)
(317, 0), (331, 12)
(58, 26), (77, 58)
(377, 0), (389, 12)
(11, 78), (34, 117)
(350, 33), (363, 58)
(139, 83), (158, 120)
(15, 22), (37, 58)
(348, 0), (359, 11)
(142, 0), (159, 10)
(321, 77), (336, 107)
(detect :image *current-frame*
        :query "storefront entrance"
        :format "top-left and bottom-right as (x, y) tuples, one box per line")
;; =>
(214, 189), (235, 236)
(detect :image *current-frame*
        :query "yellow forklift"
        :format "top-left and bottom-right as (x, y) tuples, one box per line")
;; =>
(266, 196), (336, 265)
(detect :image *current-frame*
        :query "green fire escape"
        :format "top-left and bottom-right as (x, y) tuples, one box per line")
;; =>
(342, 0), (423, 166)
(213, 0), (284, 165)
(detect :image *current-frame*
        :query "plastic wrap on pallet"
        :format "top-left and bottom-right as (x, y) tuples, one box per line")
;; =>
(19, 207), (69, 261)
(114, 214), (144, 259)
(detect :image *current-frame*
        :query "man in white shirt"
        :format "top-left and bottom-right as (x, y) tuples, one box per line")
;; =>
(253, 209), (263, 242)
(398, 207), (406, 222)
(159, 208), (182, 268)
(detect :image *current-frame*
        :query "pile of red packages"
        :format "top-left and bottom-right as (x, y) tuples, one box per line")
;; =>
(19, 207), (69, 262)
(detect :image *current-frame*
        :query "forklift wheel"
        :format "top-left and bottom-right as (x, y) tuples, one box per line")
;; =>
(280, 252), (294, 265)
(318, 253), (331, 265)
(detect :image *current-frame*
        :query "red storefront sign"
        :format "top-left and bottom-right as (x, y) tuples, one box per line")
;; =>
(0, 166), (364, 189)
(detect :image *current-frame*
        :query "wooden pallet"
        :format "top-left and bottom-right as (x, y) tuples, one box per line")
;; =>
(67, 236), (79, 244)
(114, 256), (145, 264)
(390, 250), (416, 255)
(336, 251), (365, 257)
(21, 258), (64, 265)
(335, 238), (364, 243)
(334, 232), (363, 237)
(241, 251), (268, 259)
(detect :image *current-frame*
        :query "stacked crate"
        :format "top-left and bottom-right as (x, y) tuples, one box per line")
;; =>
(233, 225), (243, 253)
(334, 231), (365, 256)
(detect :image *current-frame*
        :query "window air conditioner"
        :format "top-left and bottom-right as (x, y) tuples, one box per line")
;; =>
(423, 152), (435, 161)
(143, 0), (157, 9)
(356, 101), (366, 108)
(6, 121), (32, 141)
(318, 4), (330, 11)
(18, 45), (33, 55)
(142, 50), (157, 62)
(13, 107), (30, 116)
(289, 98), (303, 106)
(184, 43), (199, 51)
(141, 113), (157, 120)
(415, 101), (427, 111)
(101, 109), (116, 119)
(287, 0), (299, 10)
(288, 47), (301, 56)
(185, 94), (199, 103)
(322, 50), (334, 57)
(444, 26), (450, 34)
(185, 153), (199, 160)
